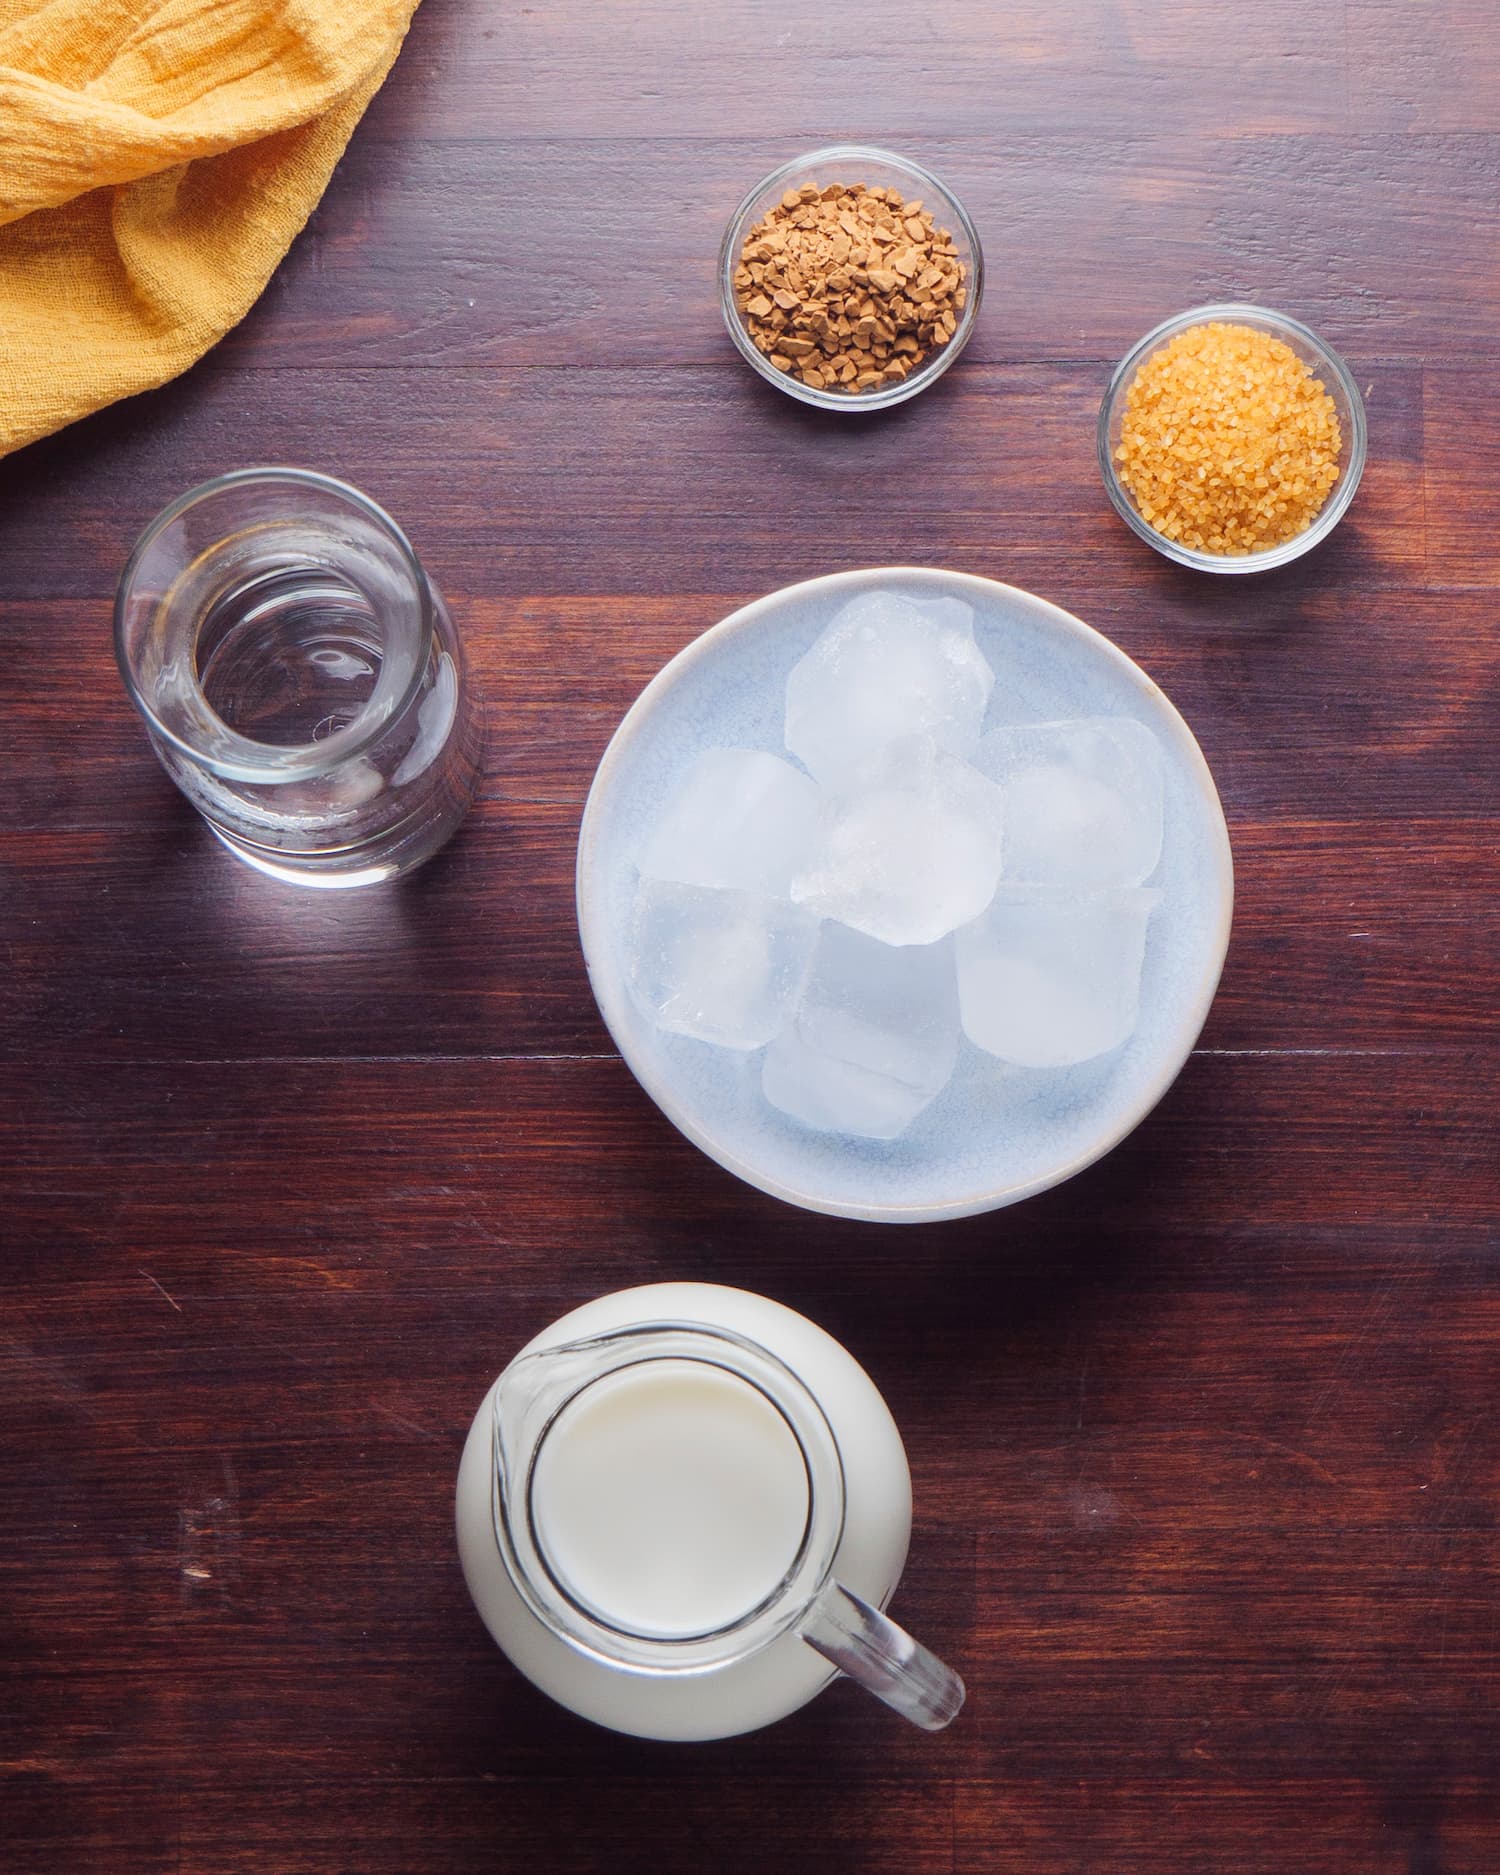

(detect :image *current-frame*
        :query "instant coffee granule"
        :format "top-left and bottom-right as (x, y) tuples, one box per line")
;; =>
(733, 181), (967, 394)
(1113, 322), (1342, 554)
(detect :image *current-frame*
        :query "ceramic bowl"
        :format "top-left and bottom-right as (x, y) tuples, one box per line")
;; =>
(576, 569), (1234, 1223)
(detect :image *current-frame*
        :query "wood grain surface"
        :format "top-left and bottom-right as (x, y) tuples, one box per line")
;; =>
(3, 2), (1497, 1871)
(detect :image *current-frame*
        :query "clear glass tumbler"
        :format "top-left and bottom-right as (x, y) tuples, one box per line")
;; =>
(114, 468), (483, 887)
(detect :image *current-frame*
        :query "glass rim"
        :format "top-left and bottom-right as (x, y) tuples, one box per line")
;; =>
(1096, 301), (1368, 574)
(113, 466), (435, 784)
(492, 1319), (849, 1676)
(717, 144), (985, 414)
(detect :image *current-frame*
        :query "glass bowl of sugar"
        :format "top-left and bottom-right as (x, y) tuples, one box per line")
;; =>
(1098, 303), (1367, 573)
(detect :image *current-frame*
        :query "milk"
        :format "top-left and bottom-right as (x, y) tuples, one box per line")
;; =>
(456, 1282), (913, 1741)
(531, 1358), (811, 1639)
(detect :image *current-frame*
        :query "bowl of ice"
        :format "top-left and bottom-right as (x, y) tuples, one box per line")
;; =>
(576, 569), (1233, 1223)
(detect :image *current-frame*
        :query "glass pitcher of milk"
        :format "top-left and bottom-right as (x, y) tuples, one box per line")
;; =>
(455, 1282), (964, 1740)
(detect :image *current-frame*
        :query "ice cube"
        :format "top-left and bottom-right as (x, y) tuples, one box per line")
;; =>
(797, 921), (960, 1084)
(627, 879), (818, 1050)
(762, 1030), (935, 1141)
(639, 748), (822, 897)
(955, 885), (1161, 1068)
(763, 924), (960, 1139)
(785, 589), (994, 785)
(791, 737), (1005, 946)
(972, 718), (1164, 887)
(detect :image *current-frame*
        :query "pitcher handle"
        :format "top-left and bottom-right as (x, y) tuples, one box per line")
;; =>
(798, 1579), (965, 1731)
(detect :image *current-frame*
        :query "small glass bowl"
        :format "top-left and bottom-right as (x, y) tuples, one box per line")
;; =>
(1097, 303), (1367, 574)
(718, 145), (983, 413)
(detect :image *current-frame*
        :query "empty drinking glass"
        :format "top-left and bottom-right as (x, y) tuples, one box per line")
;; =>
(114, 468), (483, 887)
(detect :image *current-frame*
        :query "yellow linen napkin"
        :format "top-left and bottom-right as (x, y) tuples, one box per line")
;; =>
(0, 0), (420, 459)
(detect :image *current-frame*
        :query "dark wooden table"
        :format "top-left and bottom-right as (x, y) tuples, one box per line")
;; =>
(4, 3), (1498, 1870)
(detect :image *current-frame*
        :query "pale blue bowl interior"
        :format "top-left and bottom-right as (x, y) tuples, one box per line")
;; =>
(576, 569), (1233, 1223)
